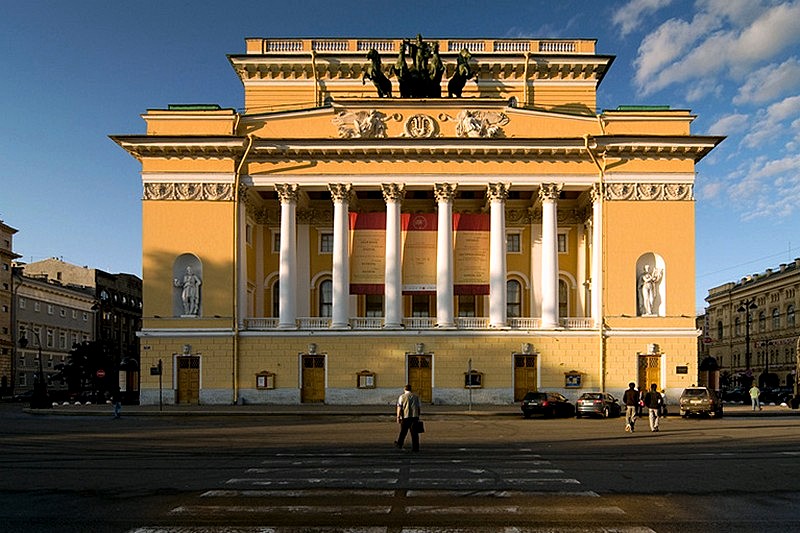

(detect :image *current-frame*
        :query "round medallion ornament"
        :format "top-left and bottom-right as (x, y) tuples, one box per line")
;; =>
(404, 114), (438, 138)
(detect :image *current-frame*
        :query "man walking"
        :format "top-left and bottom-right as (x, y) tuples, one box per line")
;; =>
(749, 383), (762, 411)
(644, 383), (663, 432)
(395, 384), (421, 451)
(622, 382), (639, 432)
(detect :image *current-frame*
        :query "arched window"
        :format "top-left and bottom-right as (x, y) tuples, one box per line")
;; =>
(772, 308), (781, 330)
(717, 321), (724, 340)
(788, 304), (796, 328)
(319, 279), (332, 317)
(507, 280), (521, 318)
(271, 279), (280, 318)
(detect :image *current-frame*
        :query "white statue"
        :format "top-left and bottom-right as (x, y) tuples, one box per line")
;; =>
(639, 264), (663, 316)
(174, 266), (201, 315)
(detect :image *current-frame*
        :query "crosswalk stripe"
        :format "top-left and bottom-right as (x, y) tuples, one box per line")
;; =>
(170, 504), (393, 515)
(405, 489), (600, 497)
(405, 505), (626, 515)
(201, 489), (396, 498)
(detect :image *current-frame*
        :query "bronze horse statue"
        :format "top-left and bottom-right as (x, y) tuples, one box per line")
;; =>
(447, 48), (474, 97)
(363, 49), (392, 98)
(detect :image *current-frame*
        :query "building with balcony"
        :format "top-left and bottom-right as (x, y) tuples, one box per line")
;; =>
(112, 36), (721, 406)
(703, 259), (800, 390)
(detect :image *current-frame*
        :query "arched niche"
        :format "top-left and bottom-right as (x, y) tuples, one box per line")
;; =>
(636, 253), (665, 317)
(173, 254), (203, 317)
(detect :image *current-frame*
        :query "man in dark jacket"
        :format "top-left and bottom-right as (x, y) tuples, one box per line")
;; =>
(622, 382), (639, 432)
(644, 383), (663, 432)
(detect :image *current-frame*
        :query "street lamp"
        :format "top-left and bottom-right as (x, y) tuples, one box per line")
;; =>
(19, 329), (50, 409)
(737, 299), (757, 372)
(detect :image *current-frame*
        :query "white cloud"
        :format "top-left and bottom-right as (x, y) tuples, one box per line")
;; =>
(742, 94), (800, 147)
(697, 180), (725, 200)
(634, 1), (800, 95)
(734, 57), (800, 104)
(707, 113), (750, 136)
(612, 0), (674, 37)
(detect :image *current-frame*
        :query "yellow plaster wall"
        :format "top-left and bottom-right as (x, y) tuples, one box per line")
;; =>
(142, 158), (236, 173)
(603, 199), (695, 325)
(142, 200), (235, 319)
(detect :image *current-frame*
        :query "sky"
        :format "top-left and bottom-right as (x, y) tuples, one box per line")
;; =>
(1, 0), (799, 314)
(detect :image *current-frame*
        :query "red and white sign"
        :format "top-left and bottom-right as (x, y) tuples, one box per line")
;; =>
(96, 369), (106, 378)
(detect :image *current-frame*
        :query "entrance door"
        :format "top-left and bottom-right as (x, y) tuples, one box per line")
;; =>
(408, 354), (432, 403)
(176, 356), (200, 405)
(638, 355), (661, 390)
(514, 354), (538, 401)
(301, 354), (326, 403)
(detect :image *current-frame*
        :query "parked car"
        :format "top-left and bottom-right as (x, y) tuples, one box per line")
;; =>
(521, 391), (575, 418)
(575, 392), (621, 418)
(759, 387), (793, 405)
(722, 387), (747, 404)
(679, 387), (723, 418)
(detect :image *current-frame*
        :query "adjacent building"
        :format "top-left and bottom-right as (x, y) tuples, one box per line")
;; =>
(12, 267), (96, 396)
(113, 36), (722, 406)
(0, 220), (21, 394)
(703, 259), (800, 390)
(20, 258), (143, 402)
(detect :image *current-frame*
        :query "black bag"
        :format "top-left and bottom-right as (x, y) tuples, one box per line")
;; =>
(413, 420), (425, 433)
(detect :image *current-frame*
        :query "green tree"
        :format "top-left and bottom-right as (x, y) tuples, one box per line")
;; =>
(53, 341), (115, 401)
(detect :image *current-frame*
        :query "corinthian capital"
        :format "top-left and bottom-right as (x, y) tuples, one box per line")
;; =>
(487, 183), (510, 202)
(275, 183), (299, 203)
(538, 183), (562, 202)
(434, 183), (457, 203)
(328, 183), (352, 203)
(381, 183), (406, 203)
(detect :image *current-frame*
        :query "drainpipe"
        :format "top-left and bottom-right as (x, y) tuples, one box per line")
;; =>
(584, 134), (607, 390)
(523, 52), (532, 106)
(311, 51), (319, 107)
(232, 132), (255, 404)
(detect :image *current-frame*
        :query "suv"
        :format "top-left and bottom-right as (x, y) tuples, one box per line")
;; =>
(679, 387), (723, 418)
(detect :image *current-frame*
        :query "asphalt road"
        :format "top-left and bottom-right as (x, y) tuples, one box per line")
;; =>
(1, 403), (799, 532)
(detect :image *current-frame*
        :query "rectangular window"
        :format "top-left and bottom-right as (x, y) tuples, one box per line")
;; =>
(47, 304), (54, 315)
(60, 308), (66, 318)
(59, 332), (67, 349)
(19, 298), (26, 309)
(34, 302), (40, 312)
(458, 295), (476, 317)
(272, 232), (281, 253)
(411, 295), (430, 317)
(245, 224), (253, 245)
(46, 329), (54, 348)
(319, 232), (334, 254)
(365, 294), (383, 317)
(506, 232), (521, 253)
(72, 309), (77, 319)
(557, 233), (568, 253)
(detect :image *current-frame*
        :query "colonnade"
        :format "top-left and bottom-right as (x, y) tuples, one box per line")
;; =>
(261, 182), (604, 329)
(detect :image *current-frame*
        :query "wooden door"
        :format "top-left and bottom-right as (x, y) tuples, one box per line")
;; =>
(514, 354), (538, 401)
(301, 355), (326, 403)
(638, 355), (661, 391)
(176, 356), (200, 405)
(408, 354), (432, 403)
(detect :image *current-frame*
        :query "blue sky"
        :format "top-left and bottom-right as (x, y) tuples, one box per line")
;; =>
(1, 0), (799, 313)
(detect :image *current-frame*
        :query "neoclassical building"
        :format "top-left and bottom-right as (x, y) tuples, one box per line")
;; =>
(113, 36), (722, 405)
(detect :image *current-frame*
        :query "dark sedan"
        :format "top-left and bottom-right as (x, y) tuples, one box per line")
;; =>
(521, 391), (575, 418)
(575, 392), (622, 418)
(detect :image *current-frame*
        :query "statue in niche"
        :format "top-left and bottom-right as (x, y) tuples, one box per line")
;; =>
(363, 49), (392, 97)
(174, 266), (201, 316)
(638, 264), (663, 316)
(447, 48), (475, 97)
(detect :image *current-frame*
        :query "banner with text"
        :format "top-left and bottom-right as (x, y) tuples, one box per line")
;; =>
(349, 212), (386, 294)
(453, 213), (490, 295)
(402, 213), (437, 293)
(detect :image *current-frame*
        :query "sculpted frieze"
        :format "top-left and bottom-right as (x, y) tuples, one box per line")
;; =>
(605, 183), (694, 201)
(143, 182), (234, 201)
(333, 109), (388, 138)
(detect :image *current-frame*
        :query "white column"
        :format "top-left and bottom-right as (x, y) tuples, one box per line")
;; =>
(540, 183), (561, 329)
(295, 216), (311, 318)
(591, 184), (603, 328)
(576, 223), (586, 317)
(255, 224), (264, 317)
(435, 183), (456, 328)
(329, 183), (351, 329)
(382, 183), (405, 329)
(275, 184), (298, 328)
(488, 183), (509, 328)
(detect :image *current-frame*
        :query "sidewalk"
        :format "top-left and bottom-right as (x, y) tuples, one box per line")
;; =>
(23, 401), (800, 417)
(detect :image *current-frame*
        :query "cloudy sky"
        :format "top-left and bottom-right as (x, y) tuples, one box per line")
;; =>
(1, 0), (799, 312)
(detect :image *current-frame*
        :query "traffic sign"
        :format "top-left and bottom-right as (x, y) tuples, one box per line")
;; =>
(96, 369), (106, 378)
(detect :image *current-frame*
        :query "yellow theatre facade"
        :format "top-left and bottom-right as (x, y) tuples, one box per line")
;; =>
(113, 36), (722, 406)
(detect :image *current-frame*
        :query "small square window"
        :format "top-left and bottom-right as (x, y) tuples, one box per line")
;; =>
(557, 234), (568, 253)
(357, 371), (376, 389)
(320, 232), (334, 253)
